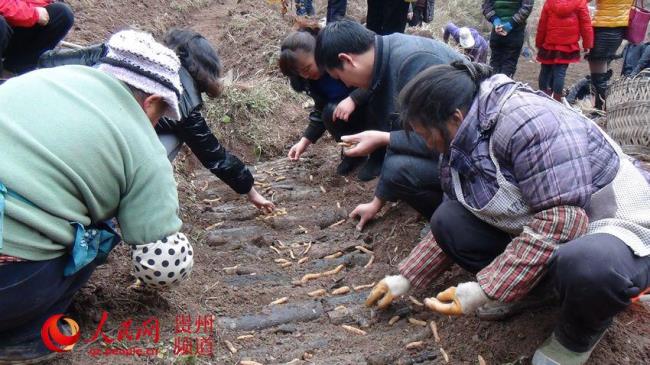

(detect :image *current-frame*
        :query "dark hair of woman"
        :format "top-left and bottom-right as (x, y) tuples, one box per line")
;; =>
(163, 28), (223, 97)
(278, 19), (321, 77)
(398, 61), (494, 143)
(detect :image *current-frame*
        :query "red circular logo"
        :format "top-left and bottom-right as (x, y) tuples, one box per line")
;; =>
(40, 314), (80, 352)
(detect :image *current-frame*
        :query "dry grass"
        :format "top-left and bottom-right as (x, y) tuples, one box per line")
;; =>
(217, 1), (297, 79)
(169, 0), (212, 12)
(194, 0), (317, 162)
(203, 80), (307, 160)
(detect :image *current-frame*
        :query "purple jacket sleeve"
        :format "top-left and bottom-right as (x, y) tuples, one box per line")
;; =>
(443, 22), (460, 44)
(495, 102), (594, 211)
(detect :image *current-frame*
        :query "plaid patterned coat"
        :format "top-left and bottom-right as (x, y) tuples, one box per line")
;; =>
(399, 75), (649, 302)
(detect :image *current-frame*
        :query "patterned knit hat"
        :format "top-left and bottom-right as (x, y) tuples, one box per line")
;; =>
(97, 30), (183, 120)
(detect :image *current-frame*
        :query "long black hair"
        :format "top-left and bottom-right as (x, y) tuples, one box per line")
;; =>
(278, 21), (320, 78)
(163, 28), (222, 95)
(398, 61), (494, 144)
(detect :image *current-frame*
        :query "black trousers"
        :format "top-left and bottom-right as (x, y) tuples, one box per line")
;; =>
(0, 2), (74, 74)
(366, 0), (409, 35)
(321, 102), (367, 142)
(327, 0), (347, 23)
(377, 132), (442, 219)
(431, 200), (650, 353)
(0, 255), (98, 344)
(489, 25), (525, 77)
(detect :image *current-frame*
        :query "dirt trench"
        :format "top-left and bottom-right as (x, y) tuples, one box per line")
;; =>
(53, 141), (650, 365)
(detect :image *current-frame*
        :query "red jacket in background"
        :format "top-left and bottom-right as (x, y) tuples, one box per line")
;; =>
(536, 0), (594, 64)
(0, 0), (53, 28)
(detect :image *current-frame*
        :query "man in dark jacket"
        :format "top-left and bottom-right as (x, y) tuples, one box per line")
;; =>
(315, 20), (463, 230)
(482, 0), (534, 77)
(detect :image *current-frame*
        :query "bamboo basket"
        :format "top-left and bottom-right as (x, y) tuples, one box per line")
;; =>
(606, 70), (650, 161)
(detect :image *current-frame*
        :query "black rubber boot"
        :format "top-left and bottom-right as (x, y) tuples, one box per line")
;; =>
(357, 147), (385, 181)
(336, 156), (366, 176)
(590, 72), (609, 110)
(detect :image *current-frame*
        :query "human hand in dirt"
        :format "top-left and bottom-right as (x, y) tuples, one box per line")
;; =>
(288, 137), (312, 161)
(424, 282), (489, 315)
(341, 131), (390, 157)
(366, 275), (411, 309)
(333, 96), (356, 122)
(349, 196), (384, 231)
(36, 7), (49, 26)
(247, 187), (275, 214)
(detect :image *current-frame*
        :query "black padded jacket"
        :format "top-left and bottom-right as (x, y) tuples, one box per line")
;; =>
(38, 45), (254, 194)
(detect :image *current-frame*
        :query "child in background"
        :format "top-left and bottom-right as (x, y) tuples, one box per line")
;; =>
(536, 0), (593, 101)
(482, 0), (534, 77)
(279, 25), (376, 179)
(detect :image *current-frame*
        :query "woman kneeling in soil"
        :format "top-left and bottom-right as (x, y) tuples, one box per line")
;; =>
(365, 61), (650, 365)
(0, 30), (194, 363)
(279, 24), (379, 181)
(38, 29), (275, 213)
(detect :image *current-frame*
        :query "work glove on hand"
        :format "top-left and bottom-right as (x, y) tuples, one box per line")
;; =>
(424, 282), (489, 315)
(366, 275), (411, 309)
(492, 17), (502, 27)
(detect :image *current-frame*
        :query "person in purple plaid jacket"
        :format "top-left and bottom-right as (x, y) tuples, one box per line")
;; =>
(442, 22), (488, 64)
(363, 61), (650, 365)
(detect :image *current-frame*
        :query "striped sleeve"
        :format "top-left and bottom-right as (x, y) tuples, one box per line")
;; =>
(476, 205), (589, 302)
(512, 0), (534, 25)
(398, 231), (453, 290)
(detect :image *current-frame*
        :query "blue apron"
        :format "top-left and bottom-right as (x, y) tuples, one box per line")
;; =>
(0, 181), (121, 276)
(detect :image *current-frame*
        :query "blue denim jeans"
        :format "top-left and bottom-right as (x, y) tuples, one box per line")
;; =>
(0, 255), (98, 344)
(538, 64), (569, 95)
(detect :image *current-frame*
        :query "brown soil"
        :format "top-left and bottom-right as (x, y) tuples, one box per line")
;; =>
(50, 1), (649, 364)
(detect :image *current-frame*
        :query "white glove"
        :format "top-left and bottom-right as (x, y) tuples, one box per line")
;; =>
(365, 275), (411, 309)
(424, 281), (489, 315)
